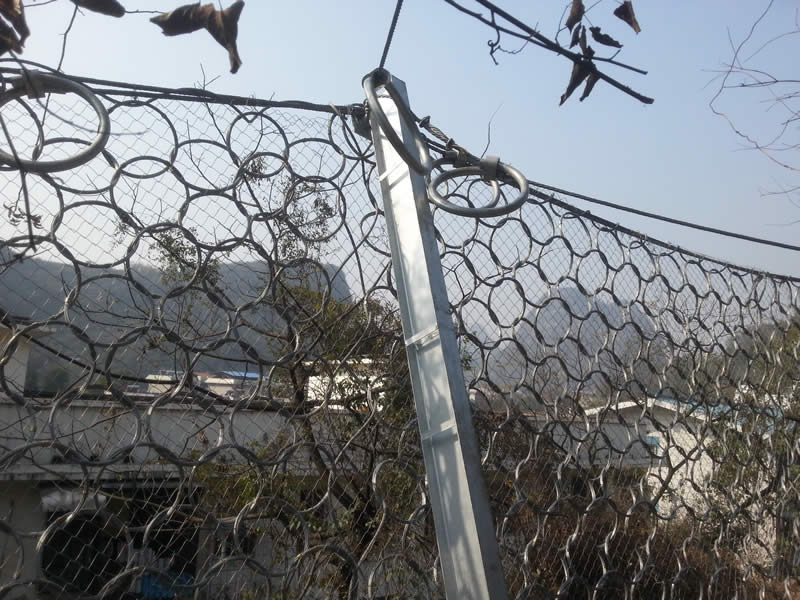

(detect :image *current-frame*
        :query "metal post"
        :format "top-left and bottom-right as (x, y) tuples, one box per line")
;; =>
(367, 72), (509, 600)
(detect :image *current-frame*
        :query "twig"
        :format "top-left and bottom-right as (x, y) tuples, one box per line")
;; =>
(56, 3), (80, 73)
(467, 0), (653, 104)
(441, 0), (651, 90)
(480, 103), (503, 158)
(38, 3), (80, 140)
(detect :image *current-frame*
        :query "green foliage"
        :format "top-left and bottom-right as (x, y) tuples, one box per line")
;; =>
(472, 380), (797, 598)
(151, 228), (222, 286)
(243, 167), (336, 261)
(142, 158), (420, 597)
(701, 314), (800, 575)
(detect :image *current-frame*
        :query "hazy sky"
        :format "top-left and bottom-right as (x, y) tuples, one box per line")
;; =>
(15, 0), (800, 277)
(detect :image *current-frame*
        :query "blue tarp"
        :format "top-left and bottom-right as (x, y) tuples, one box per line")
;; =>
(140, 572), (193, 600)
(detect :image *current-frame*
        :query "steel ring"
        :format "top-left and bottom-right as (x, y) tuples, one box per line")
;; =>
(427, 159), (529, 218)
(362, 68), (431, 175)
(0, 72), (110, 173)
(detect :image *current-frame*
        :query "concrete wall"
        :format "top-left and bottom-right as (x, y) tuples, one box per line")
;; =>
(0, 396), (296, 479)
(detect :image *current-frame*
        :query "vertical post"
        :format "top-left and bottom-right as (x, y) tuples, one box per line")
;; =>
(367, 73), (509, 600)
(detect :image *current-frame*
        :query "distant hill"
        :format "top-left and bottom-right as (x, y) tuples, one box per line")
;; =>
(486, 285), (666, 402)
(0, 249), (352, 392)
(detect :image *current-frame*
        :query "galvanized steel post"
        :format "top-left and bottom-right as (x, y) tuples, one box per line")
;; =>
(366, 71), (509, 600)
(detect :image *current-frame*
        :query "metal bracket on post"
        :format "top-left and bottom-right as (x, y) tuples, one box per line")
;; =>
(351, 106), (372, 140)
(365, 70), (509, 600)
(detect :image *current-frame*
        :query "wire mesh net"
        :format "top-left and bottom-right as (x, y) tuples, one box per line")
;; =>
(0, 64), (798, 599)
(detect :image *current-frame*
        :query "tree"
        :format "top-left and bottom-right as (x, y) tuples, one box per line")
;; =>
(139, 152), (429, 598)
(188, 291), (421, 597)
(710, 1), (800, 211)
(702, 313), (800, 577)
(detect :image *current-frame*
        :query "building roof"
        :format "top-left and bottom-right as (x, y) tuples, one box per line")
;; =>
(217, 370), (260, 380)
(583, 397), (710, 423)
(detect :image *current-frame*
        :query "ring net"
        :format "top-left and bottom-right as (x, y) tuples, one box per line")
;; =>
(0, 65), (797, 599)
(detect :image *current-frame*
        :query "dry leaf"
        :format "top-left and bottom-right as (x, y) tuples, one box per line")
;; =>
(569, 24), (581, 48)
(578, 27), (594, 58)
(589, 26), (622, 48)
(579, 73), (599, 101)
(206, 0), (244, 74)
(0, 17), (22, 56)
(151, 1), (244, 73)
(560, 60), (591, 106)
(150, 2), (211, 36)
(71, 0), (126, 18)
(614, 1), (641, 34)
(0, 1), (22, 18)
(0, 0), (28, 44)
(565, 0), (584, 32)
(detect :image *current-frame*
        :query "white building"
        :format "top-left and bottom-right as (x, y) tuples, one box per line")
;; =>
(0, 322), (410, 599)
(305, 357), (392, 411)
(584, 397), (714, 512)
(3, 311), (790, 595)
(0, 317), (304, 599)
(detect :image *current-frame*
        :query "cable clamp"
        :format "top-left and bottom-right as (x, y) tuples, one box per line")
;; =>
(14, 70), (44, 99)
(479, 156), (500, 181)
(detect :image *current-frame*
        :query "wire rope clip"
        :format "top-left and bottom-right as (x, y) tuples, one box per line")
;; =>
(352, 104), (372, 140)
(17, 71), (44, 99)
(479, 155), (500, 181)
